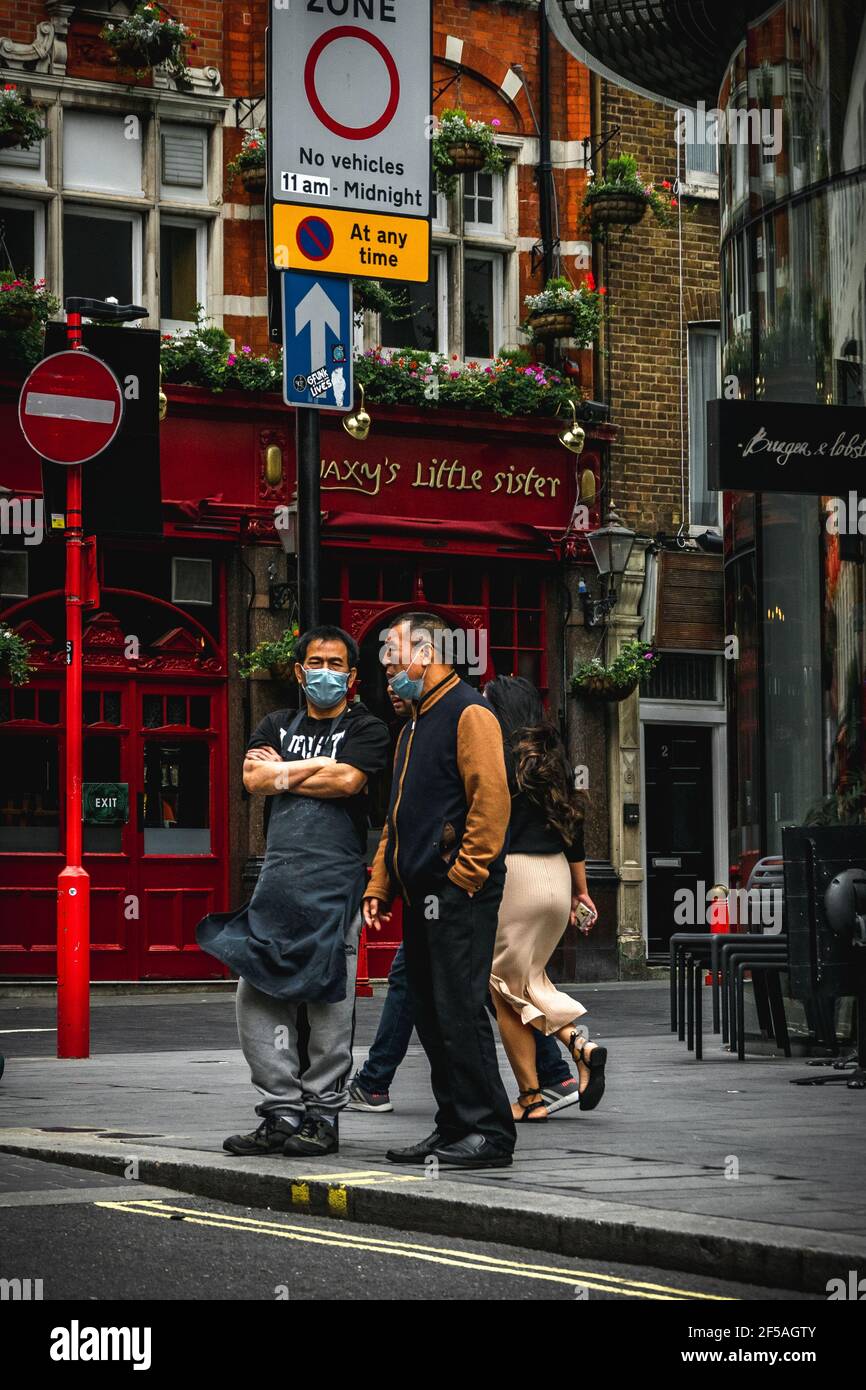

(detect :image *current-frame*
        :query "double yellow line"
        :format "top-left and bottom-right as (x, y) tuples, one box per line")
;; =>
(95, 1198), (734, 1300)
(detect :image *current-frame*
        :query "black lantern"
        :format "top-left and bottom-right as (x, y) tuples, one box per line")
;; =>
(580, 504), (636, 628)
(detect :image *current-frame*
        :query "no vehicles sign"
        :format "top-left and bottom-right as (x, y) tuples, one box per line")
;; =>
(268, 0), (431, 281)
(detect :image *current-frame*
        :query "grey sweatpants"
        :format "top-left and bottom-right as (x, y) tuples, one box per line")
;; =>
(235, 911), (361, 1120)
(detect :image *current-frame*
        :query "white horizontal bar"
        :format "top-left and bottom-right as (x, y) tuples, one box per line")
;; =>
(25, 393), (115, 424)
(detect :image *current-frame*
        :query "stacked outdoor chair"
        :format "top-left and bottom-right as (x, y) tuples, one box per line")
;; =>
(669, 857), (790, 1060)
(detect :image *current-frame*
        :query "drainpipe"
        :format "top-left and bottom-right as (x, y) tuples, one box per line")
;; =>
(539, 0), (554, 283)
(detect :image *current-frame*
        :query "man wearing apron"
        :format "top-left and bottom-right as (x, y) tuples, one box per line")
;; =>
(197, 625), (390, 1158)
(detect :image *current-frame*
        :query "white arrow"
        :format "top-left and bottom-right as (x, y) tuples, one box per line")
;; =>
(295, 281), (342, 376)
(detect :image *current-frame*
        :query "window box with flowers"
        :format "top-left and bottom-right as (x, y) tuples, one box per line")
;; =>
(0, 273), (59, 333)
(583, 154), (679, 233)
(0, 626), (34, 687)
(0, 84), (47, 152)
(101, 3), (193, 81)
(571, 640), (661, 703)
(522, 275), (606, 346)
(227, 129), (266, 195)
(432, 109), (506, 198)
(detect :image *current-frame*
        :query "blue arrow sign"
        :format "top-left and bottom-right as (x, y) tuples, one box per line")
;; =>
(282, 270), (353, 412)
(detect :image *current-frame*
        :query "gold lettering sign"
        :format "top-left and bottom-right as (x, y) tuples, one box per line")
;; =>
(319, 457), (560, 500)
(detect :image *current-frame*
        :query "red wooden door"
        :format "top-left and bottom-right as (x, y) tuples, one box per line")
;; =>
(132, 682), (227, 980)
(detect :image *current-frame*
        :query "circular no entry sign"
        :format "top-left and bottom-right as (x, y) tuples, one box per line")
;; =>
(296, 214), (335, 262)
(304, 25), (401, 141)
(19, 350), (124, 465)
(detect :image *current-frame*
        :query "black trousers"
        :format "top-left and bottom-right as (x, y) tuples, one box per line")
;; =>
(401, 868), (516, 1154)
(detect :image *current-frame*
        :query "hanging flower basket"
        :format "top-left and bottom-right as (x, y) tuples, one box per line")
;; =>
(234, 628), (300, 681)
(588, 190), (648, 227)
(571, 640), (661, 704)
(0, 274), (59, 334)
(432, 109), (506, 197)
(101, 4), (193, 80)
(522, 276), (605, 349)
(0, 305), (35, 331)
(241, 166), (266, 195)
(0, 626), (34, 687)
(528, 310), (577, 339)
(572, 674), (639, 703)
(445, 142), (486, 173)
(0, 84), (47, 152)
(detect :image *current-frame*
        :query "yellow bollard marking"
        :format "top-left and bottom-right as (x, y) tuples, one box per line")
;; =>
(327, 1186), (348, 1213)
(290, 1183), (310, 1205)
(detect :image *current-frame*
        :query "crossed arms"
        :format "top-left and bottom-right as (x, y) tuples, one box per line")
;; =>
(243, 745), (367, 799)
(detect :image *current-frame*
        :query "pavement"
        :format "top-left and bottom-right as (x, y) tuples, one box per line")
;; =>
(1, 980), (864, 1296)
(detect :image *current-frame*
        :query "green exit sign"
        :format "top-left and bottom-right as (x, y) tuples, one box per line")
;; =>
(83, 783), (129, 826)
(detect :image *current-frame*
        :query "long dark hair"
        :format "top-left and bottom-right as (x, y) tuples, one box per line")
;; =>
(484, 676), (582, 844)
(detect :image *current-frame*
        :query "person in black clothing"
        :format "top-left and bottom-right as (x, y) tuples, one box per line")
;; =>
(484, 676), (608, 1122)
(196, 625), (390, 1159)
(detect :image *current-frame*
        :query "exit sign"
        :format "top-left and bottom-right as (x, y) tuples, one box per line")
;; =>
(83, 783), (129, 826)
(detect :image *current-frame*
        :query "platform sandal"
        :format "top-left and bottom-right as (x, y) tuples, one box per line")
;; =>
(566, 1031), (608, 1112)
(516, 1087), (549, 1122)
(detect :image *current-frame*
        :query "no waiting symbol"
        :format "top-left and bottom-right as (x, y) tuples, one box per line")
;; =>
(296, 215), (335, 262)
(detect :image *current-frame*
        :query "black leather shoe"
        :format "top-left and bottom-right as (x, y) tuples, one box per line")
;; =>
(430, 1134), (513, 1169)
(385, 1130), (449, 1164)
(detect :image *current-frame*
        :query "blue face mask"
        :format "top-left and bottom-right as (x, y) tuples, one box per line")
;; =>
(389, 650), (427, 703)
(302, 667), (350, 710)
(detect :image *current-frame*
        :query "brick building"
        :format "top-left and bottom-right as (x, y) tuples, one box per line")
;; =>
(0, 0), (724, 982)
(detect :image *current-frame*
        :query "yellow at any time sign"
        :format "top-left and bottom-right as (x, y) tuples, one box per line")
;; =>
(273, 205), (430, 283)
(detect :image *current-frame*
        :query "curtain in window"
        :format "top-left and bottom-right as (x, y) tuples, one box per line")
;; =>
(688, 326), (721, 527)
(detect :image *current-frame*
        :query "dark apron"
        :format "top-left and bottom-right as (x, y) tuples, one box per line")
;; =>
(196, 711), (365, 1003)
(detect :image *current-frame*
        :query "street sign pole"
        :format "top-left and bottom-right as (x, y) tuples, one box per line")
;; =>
(56, 317), (89, 1055)
(297, 409), (321, 631)
(19, 297), (146, 1057)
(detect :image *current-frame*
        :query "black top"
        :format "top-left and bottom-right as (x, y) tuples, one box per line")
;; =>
(508, 790), (585, 863)
(249, 702), (391, 850)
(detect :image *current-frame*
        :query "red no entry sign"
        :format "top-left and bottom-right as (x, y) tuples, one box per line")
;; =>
(18, 350), (124, 466)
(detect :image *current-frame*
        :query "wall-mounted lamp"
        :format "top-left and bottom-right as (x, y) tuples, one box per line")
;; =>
(265, 443), (284, 487)
(579, 503), (636, 628)
(343, 383), (372, 442)
(557, 399), (586, 455)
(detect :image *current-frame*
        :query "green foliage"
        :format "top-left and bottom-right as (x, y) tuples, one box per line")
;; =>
(0, 84), (47, 150)
(356, 349), (581, 418)
(572, 640), (661, 693)
(234, 628), (300, 679)
(352, 279), (414, 323)
(0, 626), (34, 687)
(432, 108), (507, 197)
(0, 272), (59, 319)
(160, 309), (280, 393)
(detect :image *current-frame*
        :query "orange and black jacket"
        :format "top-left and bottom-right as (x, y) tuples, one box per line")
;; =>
(368, 671), (511, 905)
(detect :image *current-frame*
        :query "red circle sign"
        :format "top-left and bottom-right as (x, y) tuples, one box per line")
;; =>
(18, 350), (124, 466)
(304, 26), (401, 141)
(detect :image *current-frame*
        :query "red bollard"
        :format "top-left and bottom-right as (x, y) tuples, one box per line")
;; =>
(705, 885), (730, 986)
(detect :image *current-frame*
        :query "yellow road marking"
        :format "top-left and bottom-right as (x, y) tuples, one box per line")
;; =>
(95, 1199), (735, 1300)
(290, 1169), (426, 1184)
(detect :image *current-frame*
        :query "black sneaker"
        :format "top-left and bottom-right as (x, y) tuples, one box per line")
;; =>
(347, 1073), (394, 1113)
(223, 1114), (300, 1156)
(283, 1114), (339, 1157)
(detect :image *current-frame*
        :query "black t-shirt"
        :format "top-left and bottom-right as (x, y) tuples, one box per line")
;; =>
(508, 790), (586, 863)
(248, 701), (391, 850)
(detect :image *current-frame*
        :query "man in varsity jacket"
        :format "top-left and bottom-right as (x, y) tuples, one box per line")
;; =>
(363, 612), (516, 1169)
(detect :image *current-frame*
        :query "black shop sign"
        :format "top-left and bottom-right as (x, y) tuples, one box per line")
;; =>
(707, 399), (866, 496)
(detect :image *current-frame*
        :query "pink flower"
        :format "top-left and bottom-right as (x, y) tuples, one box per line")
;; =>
(241, 345), (252, 355)
(227, 353), (236, 366)
(491, 119), (501, 128)
(449, 370), (460, 379)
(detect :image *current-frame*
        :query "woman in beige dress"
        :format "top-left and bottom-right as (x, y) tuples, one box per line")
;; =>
(484, 676), (607, 1122)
